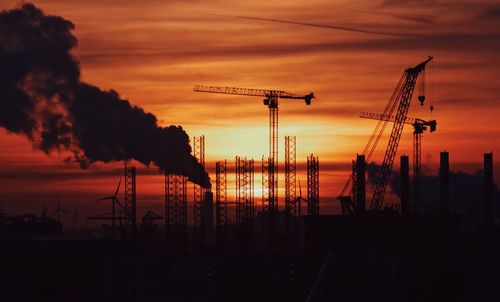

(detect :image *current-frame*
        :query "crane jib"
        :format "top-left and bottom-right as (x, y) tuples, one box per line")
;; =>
(337, 57), (432, 213)
(370, 68), (424, 210)
(193, 85), (314, 101)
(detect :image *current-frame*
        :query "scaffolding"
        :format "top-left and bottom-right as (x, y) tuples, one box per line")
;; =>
(165, 172), (187, 245)
(307, 154), (319, 216)
(124, 162), (137, 236)
(285, 136), (297, 238)
(216, 159), (228, 238)
(268, 102), (279, 217)
(351, 159), (357, 211)
(262, 156), (273, 239)
(140, 210), (163, 240)
(236, 156), (255, 226)
(193, 135), (205, 230)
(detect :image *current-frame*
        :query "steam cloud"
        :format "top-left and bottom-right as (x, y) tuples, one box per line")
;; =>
(367, 162), (500, 216)
(0, 3), (210, 187)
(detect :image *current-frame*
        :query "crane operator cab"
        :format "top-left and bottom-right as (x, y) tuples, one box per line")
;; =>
(304, 93), (315, 105)
(263, 97), (278, 108)
(429, 120), (437, 132)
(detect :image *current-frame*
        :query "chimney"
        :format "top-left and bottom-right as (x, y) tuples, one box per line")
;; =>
(356, 155), (366, 213)
(484, 153), (493, 226)
(440, 151), (450, 216)
(400, 155), (410, 215)
(204, 189), (215, 245)
(204, 190), (214, 229)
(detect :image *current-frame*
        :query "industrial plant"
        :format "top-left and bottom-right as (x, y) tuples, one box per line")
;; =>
(1, 55), (499, 302)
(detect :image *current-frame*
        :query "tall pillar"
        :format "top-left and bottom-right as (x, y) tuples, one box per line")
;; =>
(440, 151), (450, 216)
(356, 155), (366, 213)
(204, 190), (214, 245)
(484, 152), (493, 226)
(400, 155), (410, 215)
(307, 154), (319, 216)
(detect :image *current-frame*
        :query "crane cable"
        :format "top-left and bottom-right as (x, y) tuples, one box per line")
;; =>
(339, 73), (406, 197)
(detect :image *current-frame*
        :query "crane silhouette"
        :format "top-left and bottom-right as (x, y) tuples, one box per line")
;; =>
(193, 85), (315, 232)
(338, 57), (432, 213)
(360, 112), (436, 212)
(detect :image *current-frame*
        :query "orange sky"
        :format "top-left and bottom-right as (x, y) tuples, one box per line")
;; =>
(1, 0), (499, 224)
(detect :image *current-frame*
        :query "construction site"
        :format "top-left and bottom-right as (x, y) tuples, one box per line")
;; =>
(1, 55), (499, 302)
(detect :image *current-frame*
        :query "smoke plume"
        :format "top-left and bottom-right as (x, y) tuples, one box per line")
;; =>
(367, 162), (500, 216)
(0, 3), (210, 187)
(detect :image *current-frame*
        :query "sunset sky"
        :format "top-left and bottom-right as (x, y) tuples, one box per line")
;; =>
(1, 0), (499, 225)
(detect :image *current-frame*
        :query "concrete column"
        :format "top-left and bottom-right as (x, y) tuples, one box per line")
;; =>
(440, 151), (450, 216)
(400, 155), (410, 215)
(356, 155), (366, 213)
(484, 153), (493, 226)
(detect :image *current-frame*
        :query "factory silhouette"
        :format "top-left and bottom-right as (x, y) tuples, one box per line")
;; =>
(1, 3), (500, 302)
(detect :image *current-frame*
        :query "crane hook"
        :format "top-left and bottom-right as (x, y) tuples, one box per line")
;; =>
(418, 95), (425, 105)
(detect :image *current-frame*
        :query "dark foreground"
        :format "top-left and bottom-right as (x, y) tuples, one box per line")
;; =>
(1, 215), (500, 302)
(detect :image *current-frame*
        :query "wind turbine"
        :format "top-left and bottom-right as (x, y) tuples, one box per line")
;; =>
(53, 197), (69, 224)
(96, 177), (123, 238)
(297, 179), (308, 216)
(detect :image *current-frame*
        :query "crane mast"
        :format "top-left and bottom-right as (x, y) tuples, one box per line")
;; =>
(338, 57), (432, 213)
(360, 112), (437, 212)
(370, 57), (432, 211)
(193, 85), (314, 234)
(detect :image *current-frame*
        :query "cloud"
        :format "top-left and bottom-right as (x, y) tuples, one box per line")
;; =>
(366, 161), (500, 217)
(354, 9), (436, 24)
(479, 5), (500, 20)
(381, 0), (438, 7)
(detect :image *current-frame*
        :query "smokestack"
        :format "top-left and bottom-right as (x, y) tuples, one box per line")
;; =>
(440, 151), (450, 216)
(0, 4), (210, 187)
(356, 154), (366, 213)
(204, 190), (214, 229)
(484, 152), (493, 226)
(204, 189), (214, 245)
(400, 155), (410, 215)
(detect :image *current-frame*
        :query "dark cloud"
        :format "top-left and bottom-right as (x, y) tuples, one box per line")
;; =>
(78, 30), (500, 65)
(479, 6), (500, 20)
(366, 161), (500, 217)
(381, 0), (438, 7)
(0, 3), (209, 187)
(354, 9), (436, 24)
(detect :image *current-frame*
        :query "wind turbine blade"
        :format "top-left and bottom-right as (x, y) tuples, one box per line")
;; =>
(298, 179), (303, 198)
(97, 196), (114, 201)
(114, 198), (125, 209)
(114, 176), (122, 199)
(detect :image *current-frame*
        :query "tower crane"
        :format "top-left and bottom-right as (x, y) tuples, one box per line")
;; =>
(337, 56), (433, 213)
(193, 85), (315, 217)
(359, 112), (436, 212)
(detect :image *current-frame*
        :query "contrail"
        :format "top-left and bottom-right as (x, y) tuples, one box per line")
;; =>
(208, 13), (414, 37)
(352, 9), (436, 25)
